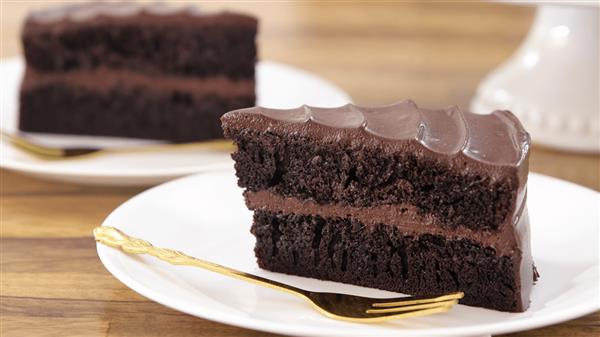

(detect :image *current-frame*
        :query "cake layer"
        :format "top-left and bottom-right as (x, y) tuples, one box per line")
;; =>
(251, 210), (533, 312)
(223, 102), (529, 231)
(23, 3), (257, 79)
(222, 102), (529, 230)
(19, 70), (255, 141)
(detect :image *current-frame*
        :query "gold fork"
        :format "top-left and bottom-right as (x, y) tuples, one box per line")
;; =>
(0, 130), (234, 160)
(94, 226), (464, 323)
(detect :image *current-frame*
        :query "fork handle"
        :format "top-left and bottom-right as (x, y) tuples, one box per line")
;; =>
(94, 226), (307, 297)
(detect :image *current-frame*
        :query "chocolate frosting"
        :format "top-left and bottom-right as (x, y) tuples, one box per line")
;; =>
(224, 100), (529, 167)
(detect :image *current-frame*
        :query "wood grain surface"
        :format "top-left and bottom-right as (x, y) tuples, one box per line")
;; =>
(1, 1), (598, 337)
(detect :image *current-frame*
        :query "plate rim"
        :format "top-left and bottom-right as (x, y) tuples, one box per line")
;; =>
(96, 170), (600, 337)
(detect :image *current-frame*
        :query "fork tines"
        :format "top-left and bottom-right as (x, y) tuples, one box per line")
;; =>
(367, 292), (464, 315)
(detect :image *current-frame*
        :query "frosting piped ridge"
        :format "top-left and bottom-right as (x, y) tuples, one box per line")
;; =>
(226, 100), (530, 167)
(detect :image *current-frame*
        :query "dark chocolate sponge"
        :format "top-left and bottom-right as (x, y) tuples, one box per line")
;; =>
(22, 3), (257, 78)
(20, 74), (254, 142)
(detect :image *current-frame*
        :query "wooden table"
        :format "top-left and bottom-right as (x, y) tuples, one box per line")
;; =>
(1, 2), (598, 336)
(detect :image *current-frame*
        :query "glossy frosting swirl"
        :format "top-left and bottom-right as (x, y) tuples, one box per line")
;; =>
(231, 100), (530, 167)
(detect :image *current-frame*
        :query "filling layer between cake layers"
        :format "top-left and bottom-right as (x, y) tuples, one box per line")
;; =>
(222, 102), (535, 312)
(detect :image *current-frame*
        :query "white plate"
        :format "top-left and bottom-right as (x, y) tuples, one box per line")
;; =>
(96, 169), (600, 337)
(0, 58), (351, 186)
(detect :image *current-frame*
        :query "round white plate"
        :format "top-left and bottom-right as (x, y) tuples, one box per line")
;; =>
(0, 58), (351, 186)
(96, 169), (600, 337)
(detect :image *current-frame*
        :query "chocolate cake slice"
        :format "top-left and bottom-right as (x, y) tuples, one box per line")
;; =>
(19, 3), (257, 142)
(222, 100), (536, 312)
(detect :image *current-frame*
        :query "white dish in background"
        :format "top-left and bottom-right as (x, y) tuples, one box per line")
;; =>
(471, 3), (599, 152)
(0, 57), (351, 186)
(96, 170), (599, 337)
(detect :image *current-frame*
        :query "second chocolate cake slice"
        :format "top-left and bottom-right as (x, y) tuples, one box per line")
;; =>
(20, 3), (257, 142)
(221, 100), (535, 312)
